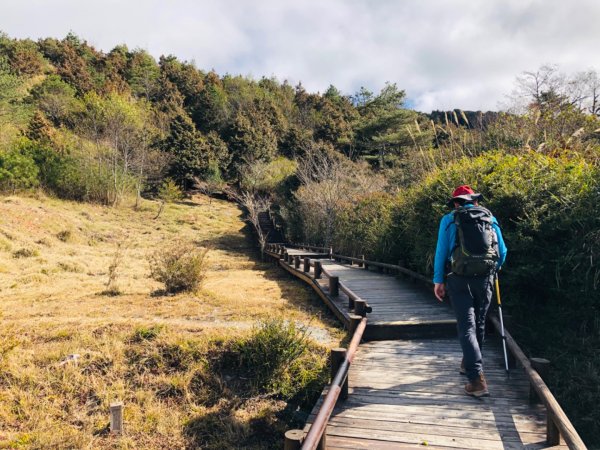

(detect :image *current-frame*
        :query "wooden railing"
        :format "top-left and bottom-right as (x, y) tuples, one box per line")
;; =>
(269, 243), (587, 450)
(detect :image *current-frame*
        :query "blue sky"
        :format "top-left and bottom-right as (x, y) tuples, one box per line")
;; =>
(2, 0), (599, 111)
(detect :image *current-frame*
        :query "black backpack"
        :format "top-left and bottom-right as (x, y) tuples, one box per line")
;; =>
(450, 206), (499, 276)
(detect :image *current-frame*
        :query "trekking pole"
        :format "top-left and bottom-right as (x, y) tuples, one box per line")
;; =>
(494, 273), (510, 374)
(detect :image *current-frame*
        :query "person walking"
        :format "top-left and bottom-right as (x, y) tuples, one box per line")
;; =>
(433, 185), (507, 397)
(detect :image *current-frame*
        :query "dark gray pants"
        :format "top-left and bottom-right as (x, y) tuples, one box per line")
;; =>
(447, 273), (494, 381)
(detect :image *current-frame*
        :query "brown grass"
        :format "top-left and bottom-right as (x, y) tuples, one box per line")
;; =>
(0, 194), (342, 449)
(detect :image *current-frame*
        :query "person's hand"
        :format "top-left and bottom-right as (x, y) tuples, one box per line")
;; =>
(434, 283), (446, 302)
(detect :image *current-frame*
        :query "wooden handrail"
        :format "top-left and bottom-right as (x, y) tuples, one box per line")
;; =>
(331, 253), (431, 285)
(301, 317), (368, 450)
(489, 315), (587, 450)
(290, 243), (331, 253)
(321, 265), (372, 315)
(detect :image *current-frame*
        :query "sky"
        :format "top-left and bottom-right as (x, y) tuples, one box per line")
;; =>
(2, 0), (599, 112)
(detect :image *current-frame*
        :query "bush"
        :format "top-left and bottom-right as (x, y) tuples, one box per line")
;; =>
(148, 241), (209, 293)
(157, 178), (183, 203)
(235, 319), (309, 390)
(333, 192), (397, 261)
(13, 247), (39, 258)
(0, 147), (39, 192)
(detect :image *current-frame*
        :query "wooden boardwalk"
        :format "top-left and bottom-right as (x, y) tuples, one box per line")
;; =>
(308, 338), (560, 449)
(268, 245), (575, 449)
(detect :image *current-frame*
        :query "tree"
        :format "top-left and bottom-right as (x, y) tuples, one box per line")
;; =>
(28, 74), (78, 125)
(232, 190), (272, 258)
(161, 113), (205, 189)
(353, 83), (424, 168)
(77, 92), (159, 205)
(2, 38), (46, 76)
(0, 59), (25, 126)
(225, 105), (278, 174)
(25, 110), (55, 144)
(127, 49), (160, 100)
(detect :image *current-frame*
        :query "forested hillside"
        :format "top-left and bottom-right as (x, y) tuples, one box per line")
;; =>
(2, 31), (600, 446)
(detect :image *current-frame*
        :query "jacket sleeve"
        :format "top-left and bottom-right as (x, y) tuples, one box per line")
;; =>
(492, 219), (507, 268)
(433, 214), (452, 284)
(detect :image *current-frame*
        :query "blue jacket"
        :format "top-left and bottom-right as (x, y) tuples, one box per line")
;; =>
(433, 204), (507, 284)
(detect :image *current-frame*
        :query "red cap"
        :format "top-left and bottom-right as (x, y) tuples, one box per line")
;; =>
(447, 185), (483, 207)
(452, 185), (475, 197)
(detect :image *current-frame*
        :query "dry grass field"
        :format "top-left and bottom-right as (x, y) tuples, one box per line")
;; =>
(0, 193), (342, 449)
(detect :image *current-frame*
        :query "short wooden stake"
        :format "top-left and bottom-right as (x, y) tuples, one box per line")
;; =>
(348, 295), (355, 310)
(358, 255), (364, 268)
(331, 348), (348, 401)
(303, 257), (310, 272)
(529, 357), (550, 404)
(329, 276), (339, 296)
(348, 314), (362, 333)
(284, 429), (304, 449)
(110, 402), (123, 434)
(314, 260), (322, 279)
(294, 255), (301, 269)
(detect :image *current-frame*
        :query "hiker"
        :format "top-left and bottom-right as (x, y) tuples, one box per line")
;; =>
(433, 185), (507, 397)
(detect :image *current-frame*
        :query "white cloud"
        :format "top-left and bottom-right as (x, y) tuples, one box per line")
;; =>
(2, 0), (598, 111)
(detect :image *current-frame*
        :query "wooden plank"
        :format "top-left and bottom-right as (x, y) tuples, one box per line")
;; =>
(320, 424), (545, 450)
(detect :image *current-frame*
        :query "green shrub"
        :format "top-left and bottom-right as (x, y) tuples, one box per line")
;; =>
(157, 178), (183, 203)
(148, 241), (209, 293)
(233, 319), (323, 396)
(0, 147), (39, 192)
(130, 325), (163, 343)
(333, 192), (397, 261)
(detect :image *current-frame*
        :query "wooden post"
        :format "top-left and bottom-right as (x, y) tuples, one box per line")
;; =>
(348, 294), (355, 310)
(529, 358), (559, 445)
(110, 402), (123, 434)
(348, 314), (362, 333)
(358, 255), (364, 268)
(546, 410), (561, 446)
(294, 255), (301, 269)
(314, 260), (322, 279)
(317, 433), (326, 450)
(355, 300), (368, 317)
(329, 276), (339, 296)
(283, 252), (289, 262)
(284, 429), (304, 449)
(303, 257), (310, 273)
(331, 348), (349, 400)
(530, 358), (550, 404)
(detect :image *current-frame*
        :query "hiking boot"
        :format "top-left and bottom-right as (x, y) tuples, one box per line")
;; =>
(460, 357), (466, 375)
(465, 373), (489, 397)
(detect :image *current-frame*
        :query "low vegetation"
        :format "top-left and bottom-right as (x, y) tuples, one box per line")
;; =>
(148, 241), (209, 294)
(0, 194), (342, 449)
